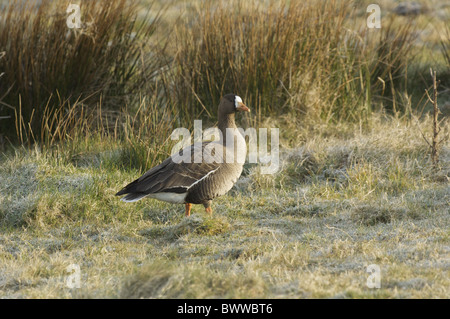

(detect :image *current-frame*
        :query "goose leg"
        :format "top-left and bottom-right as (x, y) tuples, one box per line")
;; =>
(185, 203), (192, 217)
(203, 200), (212, 216)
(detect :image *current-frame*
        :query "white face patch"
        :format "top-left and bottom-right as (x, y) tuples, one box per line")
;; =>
(235, 95), (242, 108)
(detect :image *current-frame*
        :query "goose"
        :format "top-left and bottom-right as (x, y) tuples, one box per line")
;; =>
(115, 94), (250, 216)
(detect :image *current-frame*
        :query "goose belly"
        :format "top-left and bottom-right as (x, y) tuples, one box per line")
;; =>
(146, 192), (187, 204)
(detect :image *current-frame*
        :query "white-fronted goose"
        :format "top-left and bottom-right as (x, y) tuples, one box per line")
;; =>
(116, 94), (250, 216)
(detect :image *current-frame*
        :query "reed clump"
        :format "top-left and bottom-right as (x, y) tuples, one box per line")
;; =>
(170, 0), (416, 122)
(0, 0), (164, 141)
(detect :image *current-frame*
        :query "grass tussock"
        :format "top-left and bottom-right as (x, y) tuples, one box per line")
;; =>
(140, 215), (231, 242)
(351, 204), (408, 226)
(170, 0), (418, 123)
(0, 0), (164, 141)
(14, 95), (176, 172)
(171, 215), (231, 237)
(120, 259), (267, 298)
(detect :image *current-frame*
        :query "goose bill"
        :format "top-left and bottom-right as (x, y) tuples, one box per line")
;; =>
(236, 102), (250, 112)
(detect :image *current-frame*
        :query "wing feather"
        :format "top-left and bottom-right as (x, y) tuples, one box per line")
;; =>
(115, 141), (223, 197)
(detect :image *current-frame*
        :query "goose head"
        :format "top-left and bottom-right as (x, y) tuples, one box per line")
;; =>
(219, 94), (250, 115)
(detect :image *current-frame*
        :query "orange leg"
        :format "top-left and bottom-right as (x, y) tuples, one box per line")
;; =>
(205, 207), (212, 215)
(185, 203), (192, 217)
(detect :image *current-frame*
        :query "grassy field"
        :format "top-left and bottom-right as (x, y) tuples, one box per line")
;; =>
(1, 115), (449, 298)
(0, 0), (449, 298)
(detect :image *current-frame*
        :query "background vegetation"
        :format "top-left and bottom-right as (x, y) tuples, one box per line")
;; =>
(0, 0), (448, 298)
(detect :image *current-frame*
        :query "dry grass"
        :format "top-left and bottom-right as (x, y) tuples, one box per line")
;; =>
(170, 0), (412, 122)
(0, 0), (164, 141)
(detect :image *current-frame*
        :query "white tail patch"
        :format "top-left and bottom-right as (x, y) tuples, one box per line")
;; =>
(147, 192), (187, 204)
(120, 192), (187, 204)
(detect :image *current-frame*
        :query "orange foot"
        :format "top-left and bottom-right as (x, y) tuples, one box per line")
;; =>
(185, 203), (192, 217)
(205, 207), (212, 215)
